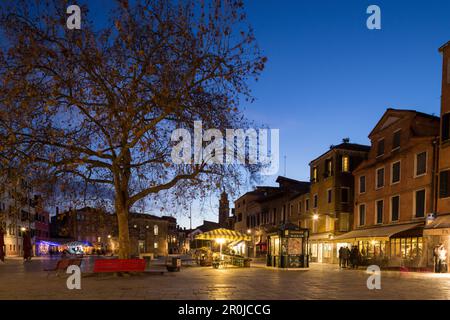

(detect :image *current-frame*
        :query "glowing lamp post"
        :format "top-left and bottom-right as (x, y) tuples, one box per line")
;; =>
(216, 238), (226, 259)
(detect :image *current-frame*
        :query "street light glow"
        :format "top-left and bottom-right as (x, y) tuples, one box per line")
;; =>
(313, 214), (319, 220)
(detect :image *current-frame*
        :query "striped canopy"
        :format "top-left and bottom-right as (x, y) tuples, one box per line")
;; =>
(195, 228), (251, 242)
(65, 241), (93, 247)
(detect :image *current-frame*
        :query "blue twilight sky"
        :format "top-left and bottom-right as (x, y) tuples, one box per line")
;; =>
(14, 0), (450, 227)
(190, 0), (450, 228)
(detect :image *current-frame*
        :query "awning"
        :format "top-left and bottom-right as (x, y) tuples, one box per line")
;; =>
(195, 228), (251, 242)
(229, 240), (245, 247)
(309, 233), (333, 241)
(64, 241), (93, 247)
(333, 223), (423, 242)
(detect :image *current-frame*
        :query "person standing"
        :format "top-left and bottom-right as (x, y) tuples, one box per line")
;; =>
(438, 243), (447, 273)
(22, 230), (32, 262)
(345, 246), (351, 268)
(0, 227), (5, 263)
(433, 245), (439, 273)
(350, 246), (359, 269)
(338, 246), (344, 268)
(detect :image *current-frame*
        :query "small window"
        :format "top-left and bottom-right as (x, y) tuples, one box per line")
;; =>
(359, 176), (366, 194)
(392, 130), (401, 150)
(341, 188), (349, 203)
(416, 152), (427, 176)
(305, 199), (310, 211)
(359, 204), (366, 226)
(342, 155), (350, 172)
(415, 189), (426, 218)
(376, 167), (385, 189)
(442, 113), (450, 142)
(325, 159), (333, 177)
(154, 242), (158, 249)
(312, 167), (318, 182)
(327, 189), (332, 204)
(440, 170), (450, 198)
(377, 139), (385, 157)
(391, 196), (400, 221)
(313, 194), (318, 208)
(154, 225), (159, 236)
(376, 200), (383, 224)
(448, 58), (450, 84)
(391, 161), (401, 184)
(298, 202), (302, 214)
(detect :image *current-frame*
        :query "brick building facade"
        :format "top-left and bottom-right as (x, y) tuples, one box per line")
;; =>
(297, 142), (369, 263)
(334, 109), (439, 268)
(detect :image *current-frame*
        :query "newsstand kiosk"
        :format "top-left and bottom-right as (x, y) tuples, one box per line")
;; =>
(267, 223), (309, 269)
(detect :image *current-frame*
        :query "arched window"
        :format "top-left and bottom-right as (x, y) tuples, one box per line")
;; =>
(154, 224), (158, 236)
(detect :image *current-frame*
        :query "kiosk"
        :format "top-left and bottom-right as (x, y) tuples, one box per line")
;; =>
(267, 223), (309, 268)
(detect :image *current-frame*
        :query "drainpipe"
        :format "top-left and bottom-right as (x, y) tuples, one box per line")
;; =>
(432, 137), (439, 214)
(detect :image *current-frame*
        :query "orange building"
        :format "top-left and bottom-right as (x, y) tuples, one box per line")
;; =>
(437, 41), (450, 215)
(424, 41), (450, 269)
(335, 109), (440, 268)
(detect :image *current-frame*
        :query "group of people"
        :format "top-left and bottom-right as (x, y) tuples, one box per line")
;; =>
(338, 245), (361, 269)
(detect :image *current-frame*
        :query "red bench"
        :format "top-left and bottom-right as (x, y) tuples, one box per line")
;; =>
(93, 259), (146, 273)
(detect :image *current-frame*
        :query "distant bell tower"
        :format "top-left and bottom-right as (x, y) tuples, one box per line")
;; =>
(219, 191), (230, 228)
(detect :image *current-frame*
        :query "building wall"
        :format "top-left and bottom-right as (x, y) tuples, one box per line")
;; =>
(0, 177), (36, 257)
(234, 192), (263, 234)
(355, 141), (436, 227)
(438, 43), (450, 214)
(308, 147), (368, 236)
(55, 208), (169, 257)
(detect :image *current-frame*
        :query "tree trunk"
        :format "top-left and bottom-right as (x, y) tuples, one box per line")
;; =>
(115, 180), (131, 259)
(116, 206), (131, 259)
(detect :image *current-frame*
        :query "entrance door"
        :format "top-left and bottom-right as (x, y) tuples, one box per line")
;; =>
(318, 243), (323, 263)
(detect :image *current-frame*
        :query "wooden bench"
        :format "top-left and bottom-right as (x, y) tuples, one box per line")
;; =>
(93, 258), (146, 273)
(44, 258), (82, 277)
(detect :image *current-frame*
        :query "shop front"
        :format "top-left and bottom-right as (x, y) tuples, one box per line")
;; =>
(333, 222), (426, 268)
(308, 233), (335, 264)
(424, 214), (450, 272)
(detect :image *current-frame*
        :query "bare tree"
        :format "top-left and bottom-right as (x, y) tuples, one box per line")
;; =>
(0, 0), (265, 258)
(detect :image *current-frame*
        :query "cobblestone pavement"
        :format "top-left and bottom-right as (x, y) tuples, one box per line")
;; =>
(1, 257), (450, 300)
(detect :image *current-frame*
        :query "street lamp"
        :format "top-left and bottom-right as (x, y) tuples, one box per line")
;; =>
(216, 238), (225, 259)
(313, 214), (319, 220)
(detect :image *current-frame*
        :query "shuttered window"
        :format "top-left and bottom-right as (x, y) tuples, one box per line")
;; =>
(440, 170), (450, 198)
